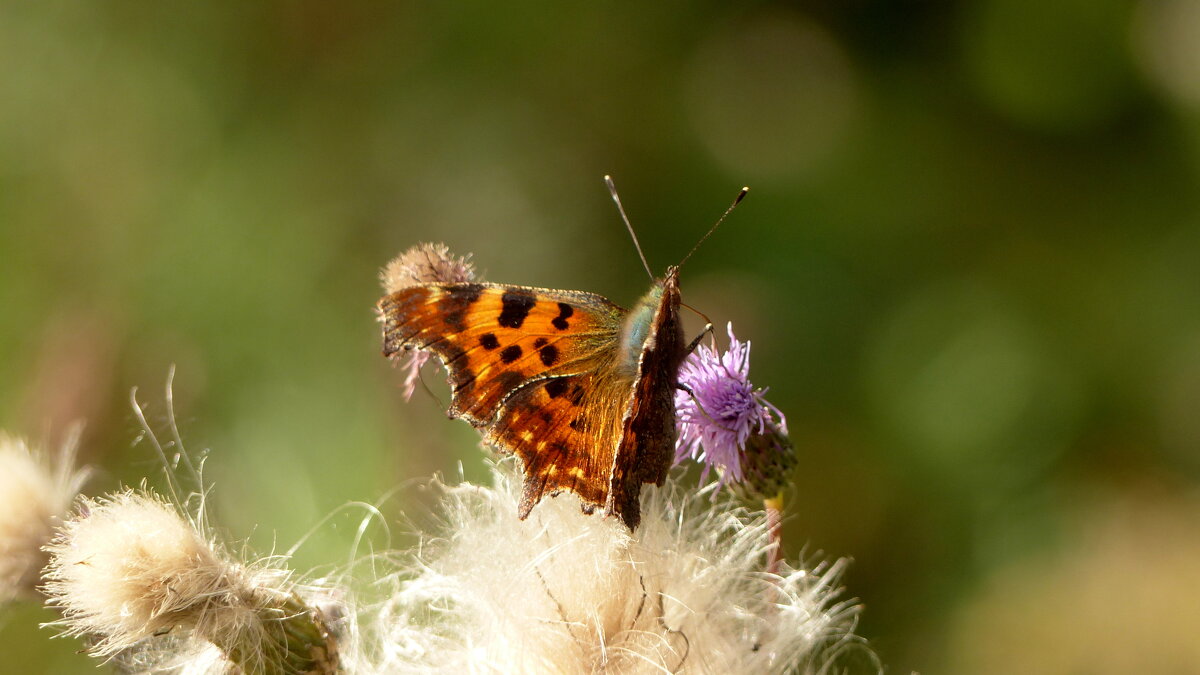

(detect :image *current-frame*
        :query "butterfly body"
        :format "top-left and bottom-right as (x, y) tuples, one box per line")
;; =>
(379, 266), (684, 529)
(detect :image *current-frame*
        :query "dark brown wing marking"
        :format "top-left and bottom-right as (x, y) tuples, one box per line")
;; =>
(609, 269), (685, 529)
(379, 283), (623, 426)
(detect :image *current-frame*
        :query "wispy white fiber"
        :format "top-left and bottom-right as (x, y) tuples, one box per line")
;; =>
(0, 431), (89, 603)
(360, 460), (866, 674)
(30, 372), (872, 673)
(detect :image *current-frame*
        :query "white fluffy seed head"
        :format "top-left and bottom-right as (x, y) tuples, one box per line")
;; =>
(0, 433), (88, 602)
(42, 490), (308, 669)
(380, 242), (476, 295)
(361, 461), (868, 674)
(44, 490), (241, 655)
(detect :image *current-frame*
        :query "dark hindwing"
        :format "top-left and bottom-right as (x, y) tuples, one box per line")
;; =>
(609, 272), (685, 529)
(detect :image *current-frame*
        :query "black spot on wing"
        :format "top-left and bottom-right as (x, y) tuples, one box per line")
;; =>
(538, 343), (559, 367)
(448, 283), (484, 301)
(500, 345), (523, 364)
(479, 333), (500, 350)
(545, 378), (569, 399)
(533, 337), (548, 349)
(499, 290), (536, 328)
(439, 283), (484, 330)
(552, 302), (573, 330)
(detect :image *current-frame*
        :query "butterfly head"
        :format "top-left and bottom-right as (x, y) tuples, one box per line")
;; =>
(617, 267), (682, 377)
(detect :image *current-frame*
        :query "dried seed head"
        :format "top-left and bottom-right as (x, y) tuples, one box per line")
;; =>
(365, 462), (866, 673)
(43, 490), (340, 674)
(0, 432), (88, 603)
(380, 242), (476, 295)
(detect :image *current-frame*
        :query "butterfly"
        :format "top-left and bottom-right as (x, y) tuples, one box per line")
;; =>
(378, 264), (684, 530)
(377, 181), (745, 530)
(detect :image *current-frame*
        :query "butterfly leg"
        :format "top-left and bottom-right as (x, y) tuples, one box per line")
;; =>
(683, 322), (714, 356)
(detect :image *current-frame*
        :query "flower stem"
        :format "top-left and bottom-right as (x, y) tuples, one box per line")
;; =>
(764, 494), (784, 578)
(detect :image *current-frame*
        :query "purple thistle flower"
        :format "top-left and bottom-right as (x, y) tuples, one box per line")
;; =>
(674, 323), (788, 487)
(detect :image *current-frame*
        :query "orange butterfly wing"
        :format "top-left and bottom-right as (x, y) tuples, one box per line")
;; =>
(379, 283), (639, 519)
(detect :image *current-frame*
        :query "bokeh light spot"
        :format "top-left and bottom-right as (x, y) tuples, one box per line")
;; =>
(683, 11), (861, 182)
(1158, 333), (1200, 468)
(1132, 0), (1200, 108)
(962, 0), (1137, 132)
(866, 282), (1081, 485)
(949, 495), (1200, 673)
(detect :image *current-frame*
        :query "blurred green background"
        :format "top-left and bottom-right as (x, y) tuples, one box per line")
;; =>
(3, 1), (1200, 672)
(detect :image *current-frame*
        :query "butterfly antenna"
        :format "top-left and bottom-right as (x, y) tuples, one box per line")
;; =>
(680, 301), (713, 327)
(679, 186), (750, 269)
(605, 175), (655, 281)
